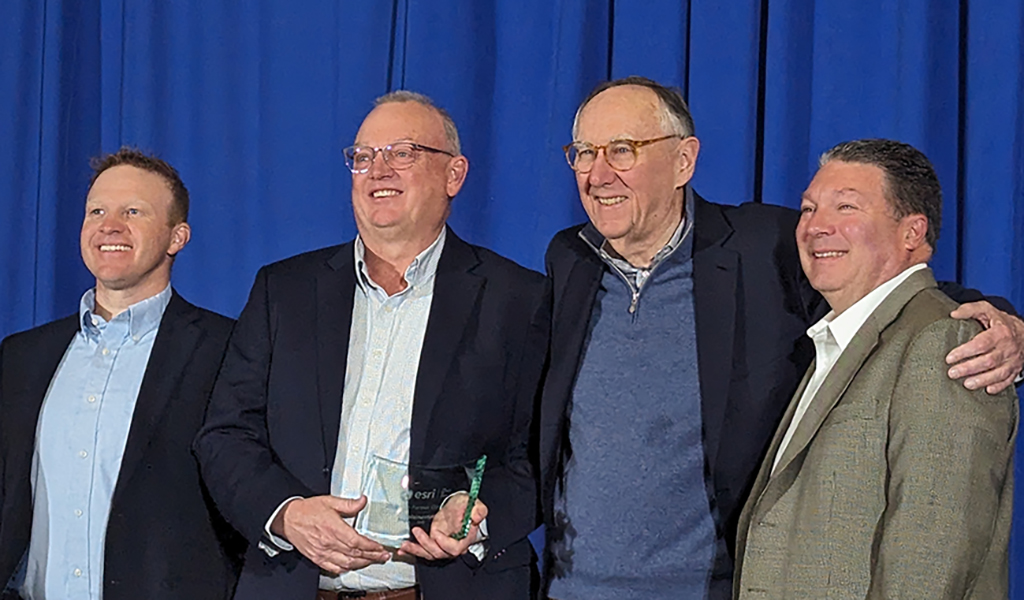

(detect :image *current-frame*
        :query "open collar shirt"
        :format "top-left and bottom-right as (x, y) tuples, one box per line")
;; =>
(322, 229), (445, 592)
(772, 263), (928, 472)
(22, 285), (171, 600)
(579, 186), (695, 314)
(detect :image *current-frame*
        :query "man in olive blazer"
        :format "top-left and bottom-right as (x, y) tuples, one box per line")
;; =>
(735, 140), (1017, 600)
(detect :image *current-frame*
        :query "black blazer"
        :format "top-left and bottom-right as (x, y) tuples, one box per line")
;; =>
(194, 228), (549, 600)
(539, 193), (824, 595)
(0, 291), (244, 600)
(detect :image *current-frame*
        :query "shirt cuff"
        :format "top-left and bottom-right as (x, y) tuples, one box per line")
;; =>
(261, 496), (303, 555)
(440, 491), (489, 561)
(469, 518), (489, 561)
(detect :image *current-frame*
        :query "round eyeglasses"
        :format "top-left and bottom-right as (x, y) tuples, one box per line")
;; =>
(563, 135), (682, 173)
(344, 142), (454, 174)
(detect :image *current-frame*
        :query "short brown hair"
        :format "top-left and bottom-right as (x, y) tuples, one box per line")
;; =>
(819, 139), (942, 248)
(89, 147), (189, 225)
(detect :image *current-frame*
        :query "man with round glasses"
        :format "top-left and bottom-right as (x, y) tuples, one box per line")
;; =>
(563, 135), (680, 174)
(196, 91), (548, 600)
(538, 76), (1024, 599)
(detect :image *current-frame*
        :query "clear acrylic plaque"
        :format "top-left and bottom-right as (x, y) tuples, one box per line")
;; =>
(353, 455), (477, 547)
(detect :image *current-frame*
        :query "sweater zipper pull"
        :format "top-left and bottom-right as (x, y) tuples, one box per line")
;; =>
(629, 290), (639, 314)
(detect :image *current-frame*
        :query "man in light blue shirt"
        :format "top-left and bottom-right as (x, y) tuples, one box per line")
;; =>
(0, 148), (244, 600)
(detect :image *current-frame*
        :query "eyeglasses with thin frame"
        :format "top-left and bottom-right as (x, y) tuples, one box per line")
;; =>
(344, 142), (455, 174)
(563, 135), (683, 173)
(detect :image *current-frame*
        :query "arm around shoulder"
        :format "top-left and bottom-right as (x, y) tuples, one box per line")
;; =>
(869, 318), (1018, 599)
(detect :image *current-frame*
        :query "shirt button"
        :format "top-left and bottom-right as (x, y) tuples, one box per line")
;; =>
(101, 348), (110, 356)
(73, 568), (83, 577)
(91, 317), (98, 326)
(79, 450), (88, 458)
(87, 395), (96, 403)
(74, 509), (83, 517)
(132, 335), (140, 342)
(372, 350), (383, 360)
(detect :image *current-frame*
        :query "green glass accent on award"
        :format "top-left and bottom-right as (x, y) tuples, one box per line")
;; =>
(452, 455), (487, 540)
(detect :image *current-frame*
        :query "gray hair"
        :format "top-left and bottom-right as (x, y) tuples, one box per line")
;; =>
(571, 76), (695, 140)
(374, 90), (461, 155)
(819, 138), (942, 248)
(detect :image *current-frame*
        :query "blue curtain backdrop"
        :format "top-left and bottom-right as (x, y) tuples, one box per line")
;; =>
(2, 0), (1022, 591)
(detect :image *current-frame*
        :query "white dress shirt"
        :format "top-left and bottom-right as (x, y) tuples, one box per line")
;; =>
(772, 263), (928, 473)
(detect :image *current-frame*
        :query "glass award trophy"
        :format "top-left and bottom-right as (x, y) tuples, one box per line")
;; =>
(354, 454), (485, 548)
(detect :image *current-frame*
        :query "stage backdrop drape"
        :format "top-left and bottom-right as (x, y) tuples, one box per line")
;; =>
(1, 0), (1022, 593)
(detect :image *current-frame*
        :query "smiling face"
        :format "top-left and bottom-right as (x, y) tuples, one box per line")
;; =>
(350, 101), (468, 252)
(81, 165), (190, 301)
(797, 160), (929, 314)
(573, 85), (699, 266)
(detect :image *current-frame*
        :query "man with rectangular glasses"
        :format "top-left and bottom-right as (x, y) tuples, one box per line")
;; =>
(195, 91), (548, 600)
(537, 76), (1024, 600)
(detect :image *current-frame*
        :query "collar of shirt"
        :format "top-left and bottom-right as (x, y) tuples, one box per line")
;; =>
(773, 262), (930, 475)
(354, 228), (446, 302)
(808, 263), (929, 352)
(579, 186), (696, 288)
(79, 284), (172, 342)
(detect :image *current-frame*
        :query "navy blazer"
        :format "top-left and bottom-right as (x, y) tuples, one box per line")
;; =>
(0, 292), (244, 600)
(194, 228), (549, 600)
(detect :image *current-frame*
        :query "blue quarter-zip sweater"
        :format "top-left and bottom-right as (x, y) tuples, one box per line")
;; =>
(548, 219), (717, 600)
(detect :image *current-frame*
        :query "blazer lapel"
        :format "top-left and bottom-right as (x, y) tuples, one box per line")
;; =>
(115, 293), (201, 491)
(542, 242), (602, 489)
(692, 194), (739, 470)
(551, 244), (603, 396)
(0, 315), (77, 584)
(317, 245), (357, 472)
(6, 316), (79, 461)
(770, 269), (938, 478)
(409, 230), (483, 464)
(744, 366), (816, 516)
(761, 366), (814, 487)
(735, 364), (812, 558)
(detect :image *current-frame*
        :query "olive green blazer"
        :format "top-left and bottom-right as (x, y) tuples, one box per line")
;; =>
(734, 268), (1017, 600)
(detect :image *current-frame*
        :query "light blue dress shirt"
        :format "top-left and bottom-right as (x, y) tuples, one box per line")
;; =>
(324, 230), (444, 591)
(260, 232), (487, 588)
(21, 285), (171, 600)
